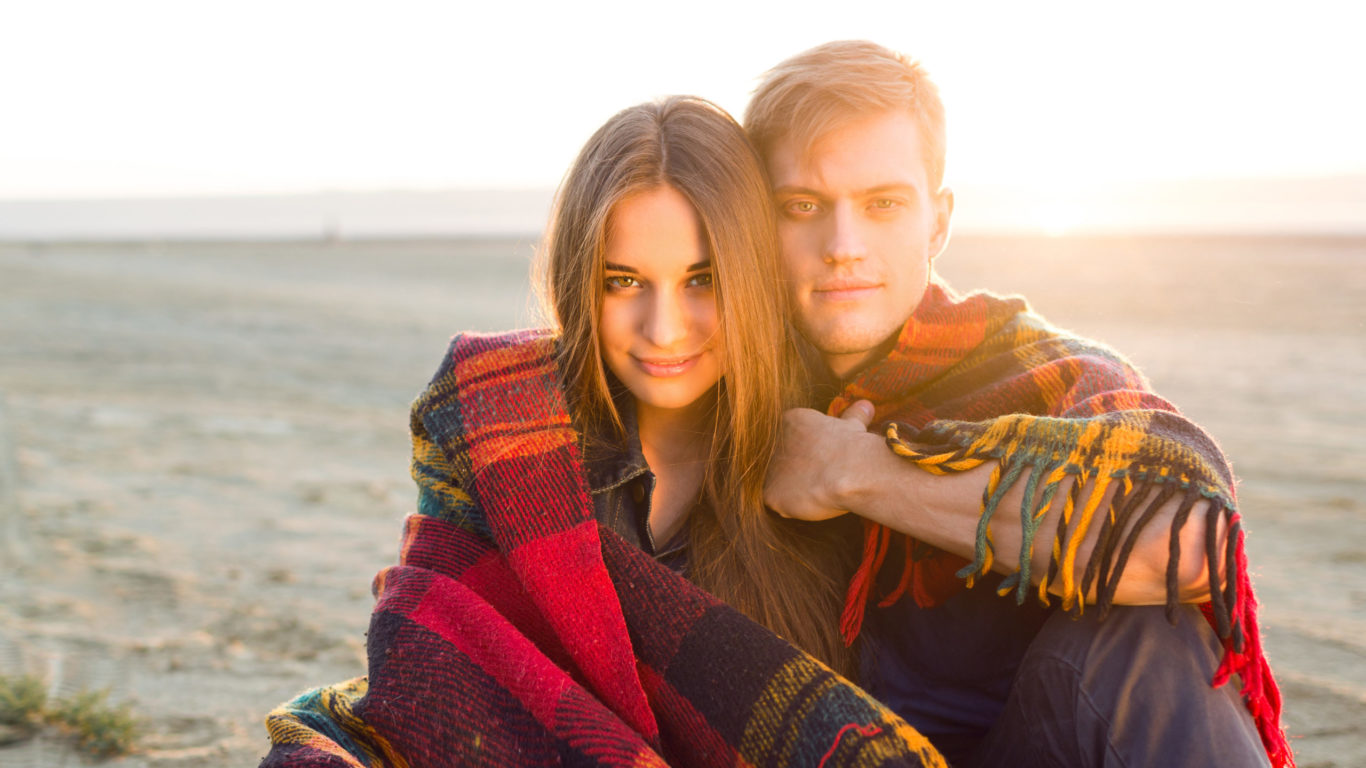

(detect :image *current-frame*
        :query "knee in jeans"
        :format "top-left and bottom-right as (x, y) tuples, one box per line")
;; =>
(1026, 605), (1223, 694)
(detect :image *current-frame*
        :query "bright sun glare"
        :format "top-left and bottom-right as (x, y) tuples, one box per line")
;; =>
(1035, 201), (1083, 237)
(2, 0), (1363, 231)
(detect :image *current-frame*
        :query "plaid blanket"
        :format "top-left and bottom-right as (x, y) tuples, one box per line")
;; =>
(261, 330), (945, 767)
(829, 281), (1291, 768)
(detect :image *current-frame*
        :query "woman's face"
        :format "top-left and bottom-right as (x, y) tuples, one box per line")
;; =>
(599, 185), (723, 419)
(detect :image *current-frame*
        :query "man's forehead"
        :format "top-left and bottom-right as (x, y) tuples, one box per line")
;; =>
(766, 109), (931, 191)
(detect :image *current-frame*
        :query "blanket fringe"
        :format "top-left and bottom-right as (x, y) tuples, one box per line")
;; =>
(840, 521), (890, 644)
(837, 419), (1294, 767)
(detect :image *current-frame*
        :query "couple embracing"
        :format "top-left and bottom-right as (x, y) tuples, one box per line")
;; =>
(262, 41), (1290, 768)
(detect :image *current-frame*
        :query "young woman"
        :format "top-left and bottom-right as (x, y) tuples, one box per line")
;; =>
(539, 95), (853, 673)
(260, 97), (940, 768)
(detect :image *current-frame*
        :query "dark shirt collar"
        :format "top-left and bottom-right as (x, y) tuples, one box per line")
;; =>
(580, 383), (651, 494)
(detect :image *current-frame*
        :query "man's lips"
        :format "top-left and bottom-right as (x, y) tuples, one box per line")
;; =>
(813, 281), (881, 302)
(634, 354), (701, 377)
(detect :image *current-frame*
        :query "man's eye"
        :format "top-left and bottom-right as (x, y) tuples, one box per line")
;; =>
(786, 200), (819, 215)
(605, 276), (638, 290)
(687, 273), (714, 288)
(871, 198), (901, 210)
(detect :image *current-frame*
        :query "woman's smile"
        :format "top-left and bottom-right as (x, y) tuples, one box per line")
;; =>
(633, 353), (703, 377)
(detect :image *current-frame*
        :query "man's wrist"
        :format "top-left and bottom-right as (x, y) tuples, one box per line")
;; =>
(828, 429), (898, 520)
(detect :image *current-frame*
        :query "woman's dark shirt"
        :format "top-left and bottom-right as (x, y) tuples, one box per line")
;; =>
(578, 394), (1054, 765)
(579, 397), (688, 571)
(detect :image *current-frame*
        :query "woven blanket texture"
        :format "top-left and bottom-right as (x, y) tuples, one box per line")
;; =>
(260, 329), (946, 768)
(828, 281), (1290, 767)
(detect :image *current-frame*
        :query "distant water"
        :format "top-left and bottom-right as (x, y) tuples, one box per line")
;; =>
(3, 176), (1366, 240)
(0, 189), (556, 241)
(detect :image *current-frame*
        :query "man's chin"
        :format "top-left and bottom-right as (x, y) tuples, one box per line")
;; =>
(799, 322), (904, 377)
(804, 326), (890, 358)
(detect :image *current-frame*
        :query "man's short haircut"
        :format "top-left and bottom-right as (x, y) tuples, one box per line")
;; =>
(745, 40), (948, 189)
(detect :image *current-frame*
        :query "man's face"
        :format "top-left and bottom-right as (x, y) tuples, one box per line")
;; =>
(766, 109), (953, 378)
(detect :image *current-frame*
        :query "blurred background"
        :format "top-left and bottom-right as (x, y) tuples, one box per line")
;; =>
(3, 0), (1365, 238)
(2, 1), (1363, 765)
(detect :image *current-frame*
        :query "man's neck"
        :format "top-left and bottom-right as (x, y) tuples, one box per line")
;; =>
(824, 333), (902, 382)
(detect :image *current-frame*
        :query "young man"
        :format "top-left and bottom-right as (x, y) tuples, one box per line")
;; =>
(750, 41), (1291, 768)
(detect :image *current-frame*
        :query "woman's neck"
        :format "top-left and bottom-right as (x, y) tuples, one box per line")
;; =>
(634, 396), (714, 467)
(634, 393), (715, 546)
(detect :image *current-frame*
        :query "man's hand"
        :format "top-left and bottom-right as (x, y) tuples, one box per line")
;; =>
(763, 399), (1219, 605)
(764, 399), (880, 521)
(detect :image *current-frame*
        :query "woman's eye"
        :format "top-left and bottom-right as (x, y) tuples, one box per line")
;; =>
(605, 275), (638, 290)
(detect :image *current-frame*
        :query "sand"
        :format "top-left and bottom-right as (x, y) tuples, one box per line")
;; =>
(0, 234), (1362, 766)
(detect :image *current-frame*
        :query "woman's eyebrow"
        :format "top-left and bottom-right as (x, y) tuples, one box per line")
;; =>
(604, 261), (711, 272)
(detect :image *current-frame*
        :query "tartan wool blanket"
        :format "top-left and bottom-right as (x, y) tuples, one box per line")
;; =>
(828, 280), (1291, 768)
(261, 330), (946, 768)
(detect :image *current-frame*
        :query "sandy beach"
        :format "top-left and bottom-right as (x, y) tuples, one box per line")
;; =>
(1, 234), (1363, 767)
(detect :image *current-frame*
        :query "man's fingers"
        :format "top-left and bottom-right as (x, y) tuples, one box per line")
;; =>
(841, 399), (875, 428)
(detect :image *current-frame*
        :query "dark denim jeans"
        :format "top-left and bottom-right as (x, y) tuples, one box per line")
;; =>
(967, 605), (1271, 767)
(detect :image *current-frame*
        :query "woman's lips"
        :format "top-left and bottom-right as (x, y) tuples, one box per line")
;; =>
(634, 354), (700, 377)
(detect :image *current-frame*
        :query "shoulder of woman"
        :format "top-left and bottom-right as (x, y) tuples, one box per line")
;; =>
(446, 328), (556, 364)
(411, 328), (560, 419)
(423, 329), (556, 383)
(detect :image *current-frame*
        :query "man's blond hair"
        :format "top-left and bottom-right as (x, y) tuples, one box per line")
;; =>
(745, 40), (947, 189)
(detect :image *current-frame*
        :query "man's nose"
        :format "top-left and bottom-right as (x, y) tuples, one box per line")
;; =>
(824, 201), (867, 264)
(643, 291), (688, 348)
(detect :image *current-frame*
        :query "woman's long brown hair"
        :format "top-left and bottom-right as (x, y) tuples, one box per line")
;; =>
(536, 96), (857, 677)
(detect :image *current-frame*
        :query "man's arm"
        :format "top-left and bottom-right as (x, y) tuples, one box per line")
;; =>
(763, 401), (1225, 605)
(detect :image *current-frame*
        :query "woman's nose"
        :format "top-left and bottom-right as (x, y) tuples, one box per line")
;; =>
(643, 291), (689, 348)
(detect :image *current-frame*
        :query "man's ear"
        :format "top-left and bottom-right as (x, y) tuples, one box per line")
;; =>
(929, 187), (954, 262)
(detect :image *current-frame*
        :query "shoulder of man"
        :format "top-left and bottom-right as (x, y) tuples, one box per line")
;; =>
(929, 289), (1164, 417)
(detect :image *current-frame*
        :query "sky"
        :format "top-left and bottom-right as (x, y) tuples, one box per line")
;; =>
(3, 0), (1364, 229)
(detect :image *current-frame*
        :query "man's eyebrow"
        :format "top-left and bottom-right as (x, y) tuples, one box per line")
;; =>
(861, 183), (919, 196)
(604, 260), (711, 273)
(772, 185), (825, 198)
(772, 183), (920, 197)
